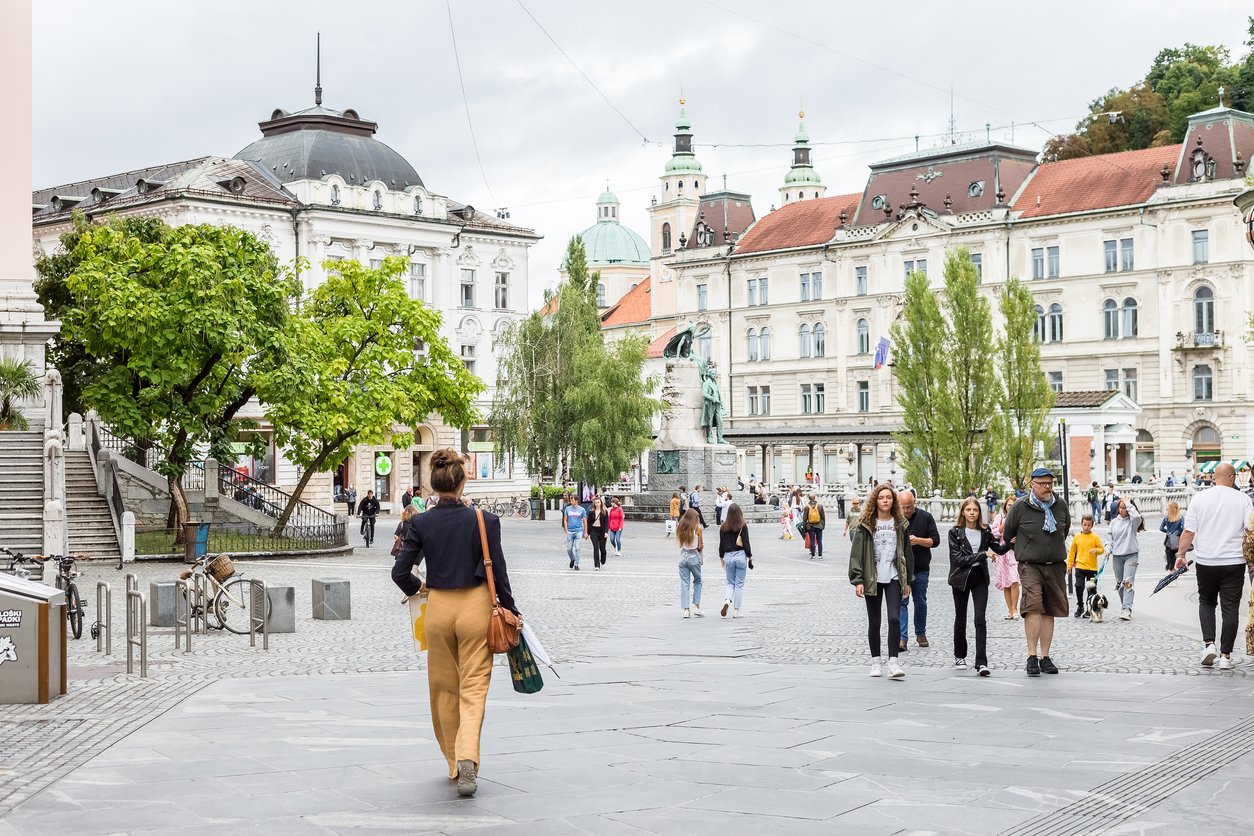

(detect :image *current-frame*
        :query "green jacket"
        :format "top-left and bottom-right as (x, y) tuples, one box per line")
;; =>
(848, 516), (914, 597)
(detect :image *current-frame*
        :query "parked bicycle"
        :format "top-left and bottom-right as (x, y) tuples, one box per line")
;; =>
(1, 547), (105, 640)
(178, 553), (271, 635)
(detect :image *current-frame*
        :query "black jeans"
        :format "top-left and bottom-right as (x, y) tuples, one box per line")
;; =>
(809, 527), (824, 557)
(865, 579), (903, 659)
(589, 529), (608, 566)
(1164, 546), (1177, 571)
(953, 565), (989, 667)
(1073, 568), (1096, 610)
(1197, 563), (1246, 654)
(693, 506), (707, 527)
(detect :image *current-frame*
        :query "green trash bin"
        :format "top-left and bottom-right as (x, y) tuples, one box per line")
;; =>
(184, 521), (211, 564)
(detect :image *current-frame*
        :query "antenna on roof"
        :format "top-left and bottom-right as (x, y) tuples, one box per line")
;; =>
(314, 32), (323, 106)
(946, 84), (957, 145)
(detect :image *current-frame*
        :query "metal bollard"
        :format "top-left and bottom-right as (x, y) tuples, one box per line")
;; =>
(95, 581), (111, 655)
(125, 572), (137, 594)
(248, 578), (268, 651)
(173, 579), (192, 653)
(126, 589), (147, 677)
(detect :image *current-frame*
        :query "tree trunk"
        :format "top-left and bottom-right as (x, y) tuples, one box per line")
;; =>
(271, 446), (333, 535)
(169, 475), (190, 545)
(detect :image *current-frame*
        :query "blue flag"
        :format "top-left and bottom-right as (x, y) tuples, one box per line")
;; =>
(873, 336), (890, 370)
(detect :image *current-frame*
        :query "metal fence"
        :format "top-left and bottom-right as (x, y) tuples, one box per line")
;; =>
(135, 520), (347, 556)
(218, 467), (339, 532)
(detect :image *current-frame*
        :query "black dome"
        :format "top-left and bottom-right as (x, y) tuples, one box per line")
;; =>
(233, 105), (423, 190)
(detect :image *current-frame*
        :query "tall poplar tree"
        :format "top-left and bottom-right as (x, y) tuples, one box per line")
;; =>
(991, 277), (1056, 491)
(890, 270), (949, 493)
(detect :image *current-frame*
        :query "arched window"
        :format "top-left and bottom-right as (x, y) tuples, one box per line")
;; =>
(746, 328), (759, 362)
(1193, 425), (1221, 464)
(596, 283), (606, 307)
(1121, 298), (1138, 338)
(1193, 365), (1214, 401)
(813, 323), (826, 357)
(1103, 299), (1119, 339)
(1193, 286), (1214, 334)
(1033, 305), (1046, 343)
(760, 327), (772, 360)
(662, 223), (672, 252)
(856, 319), (870, 355)
(1047, 303), (1064, 343)
(799, 324), (812, 358)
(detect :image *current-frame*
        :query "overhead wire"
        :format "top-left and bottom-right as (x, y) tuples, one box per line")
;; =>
(445, 0), (500, 207)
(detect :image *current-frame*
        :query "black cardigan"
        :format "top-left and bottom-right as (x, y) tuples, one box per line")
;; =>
(947, 526), (1011, 590)
(718, 525), (753, 558)
(391, 502), (519, 614)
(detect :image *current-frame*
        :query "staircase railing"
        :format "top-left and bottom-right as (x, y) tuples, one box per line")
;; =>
(94, 424), (204, 491)
(86, 414), (125, 549)
(218, 467), (345, 545)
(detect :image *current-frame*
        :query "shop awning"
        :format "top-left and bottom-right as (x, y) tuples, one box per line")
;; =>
(1199, 460), (1250, 474)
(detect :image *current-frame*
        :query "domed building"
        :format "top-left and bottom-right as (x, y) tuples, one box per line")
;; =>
(574, 188), (651, 309)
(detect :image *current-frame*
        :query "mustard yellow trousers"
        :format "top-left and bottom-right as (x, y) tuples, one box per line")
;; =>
(425, 584), (493, 778)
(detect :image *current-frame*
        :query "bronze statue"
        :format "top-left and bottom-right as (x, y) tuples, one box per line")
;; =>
(700, 359), (726, 444)
(662, 322), (711, 359)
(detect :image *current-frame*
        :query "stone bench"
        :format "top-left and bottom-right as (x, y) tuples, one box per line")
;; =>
(311, 578), (350, 621)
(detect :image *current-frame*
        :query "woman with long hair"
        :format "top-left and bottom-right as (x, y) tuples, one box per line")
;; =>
(676, 509), (704, 618)
(991, 495), (1021, 620)
(391, 448), (519, 798)
(608, 496), (625, 557)
(949, 498), (1011, 676)
(587, 496), (610, 570)
(1161, 501), (1184, 571)
(392, 505), (417, 555)
(1109, 497), (1143, 621)
(718, 503), (753, 618)
(849, 483), (912, 678)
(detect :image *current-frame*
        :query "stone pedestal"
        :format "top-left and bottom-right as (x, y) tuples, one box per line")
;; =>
(148, 581), (176, 627)
(311, 578), (350, 620)
(649, 446), (739, 495)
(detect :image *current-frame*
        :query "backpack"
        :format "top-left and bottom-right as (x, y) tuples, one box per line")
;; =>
(807, 505), (821, 524)
(1086, 487), (1097, 503)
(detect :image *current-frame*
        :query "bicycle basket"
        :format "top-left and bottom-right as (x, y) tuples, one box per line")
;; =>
(206, 554), (235, 583)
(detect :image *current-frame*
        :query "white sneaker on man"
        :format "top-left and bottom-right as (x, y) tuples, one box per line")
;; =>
(1201, 644), (1218, 667)
(888, 659), (905, 679)
(869, 659), (883, 677)
(692, 605), (703, 617)
(682, 609), (690, 619)
(732, 609), (740, 619)
(1119, 610), (1131, 621)
(1218, 656), (1234, 670)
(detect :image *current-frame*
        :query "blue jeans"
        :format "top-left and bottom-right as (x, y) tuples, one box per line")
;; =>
(565, 531), (582, 567)
(1112, 553), (1139, 612)
(1090, 501), (1102, 522)
(900, 570), (929, 642)
(679, 550), (702, 609)
(723, 550), (748, 609)
(609, 530), (622, 552)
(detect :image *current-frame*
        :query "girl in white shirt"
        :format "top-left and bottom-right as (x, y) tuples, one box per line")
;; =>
(676, 510), (704, 619)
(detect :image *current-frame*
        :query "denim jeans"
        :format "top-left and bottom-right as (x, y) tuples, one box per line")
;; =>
(723, 550), (748, 609)
(1090, 501), (1103, 522)
(679, 550), (703, 609)
(609, 530), (622, 552)
(565, 531), (582, 567)
(1112, 552), (1139, 612)
(899, 570), (929, 642)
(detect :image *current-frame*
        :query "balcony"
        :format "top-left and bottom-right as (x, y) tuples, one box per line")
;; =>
(1174, 330), (1224, 350)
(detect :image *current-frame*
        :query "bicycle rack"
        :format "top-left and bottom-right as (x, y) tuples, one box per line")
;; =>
(247, 578), (268, 650)
(125, 572), (138, 594)
(126, 588), (147, 677)
(173, 579), (192, 653)
(95, 581), (111, 655)
(190, 571), (208, 634)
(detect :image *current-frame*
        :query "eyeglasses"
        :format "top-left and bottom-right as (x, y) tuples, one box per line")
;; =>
(1031, 480), (1054, 486)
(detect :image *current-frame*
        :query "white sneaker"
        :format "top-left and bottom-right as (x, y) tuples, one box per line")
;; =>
(1218, 656), (1234, 670)
(870, 659), (883, 677)
(682, 609), (690, 619)
(888, 659), (905, 679)
(1119, 610), (1131, 621)
(1202, 644), (1218, 667)
(692, 605), (703, 617)
(954, 658), (968, 669)
(733, 609), (740, 619)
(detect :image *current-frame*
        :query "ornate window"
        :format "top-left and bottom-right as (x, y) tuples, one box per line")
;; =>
(409, 262), (427, 300)
(1033, 305), (1046, 342)
(1047, 303), (1064, 343)
(596, 283), (607, 307)
(759, 327), (772, 360)
(1193, 365), (1213, 401)
(1103, 299), (1119, 339)
(662, 223), (672, 252)
(855, 265), (868, 296)
(813, 323), (826, 357)
(746, 328), (759, 362)
(1193, 286), (1214, 334)
(1120, 297), (1137, 338)
(799, 324), (812, 358)
(495, 272), (510, 310)
(856, 319), (870, 355)
(1192, 229), (1209, 264)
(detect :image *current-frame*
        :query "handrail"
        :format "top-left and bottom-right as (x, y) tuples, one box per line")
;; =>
(219, 467), (341, 535)
(86, 417), (125, 549)
(94, 422), (204, 490)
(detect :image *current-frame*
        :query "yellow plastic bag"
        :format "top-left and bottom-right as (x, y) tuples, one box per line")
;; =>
(408, 592), (429, 652)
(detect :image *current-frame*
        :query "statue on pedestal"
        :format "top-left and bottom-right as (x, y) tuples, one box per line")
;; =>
(699, 359), (726, 445)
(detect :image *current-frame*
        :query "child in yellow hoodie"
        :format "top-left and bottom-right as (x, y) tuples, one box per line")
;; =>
(1067, 514), (1105, 618)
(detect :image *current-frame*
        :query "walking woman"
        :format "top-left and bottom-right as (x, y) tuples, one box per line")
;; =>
(849, 483), (913, 679)
(392, 505), (417, 555)
(587, 496), (610, 570)
(668, 492), (682, 537)
(608, 497), (625, 557)
(718, 503), (753, 618)
(677, 509), (704, 618)
(391, 448), (519, 798)
(1109, 497), (1142, 621)
(991, 495), (1021, 620)
(1161, 501), (1184, 571)
(949, 498), (1011, 676)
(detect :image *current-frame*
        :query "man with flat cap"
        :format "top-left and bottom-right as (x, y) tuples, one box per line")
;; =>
(1003, 467), (1071, 676)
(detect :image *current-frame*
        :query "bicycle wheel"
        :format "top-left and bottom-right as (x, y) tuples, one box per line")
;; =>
(66, 583), (83, 639)
(214, 577), (271, 635)
(515, 498), (530, 518)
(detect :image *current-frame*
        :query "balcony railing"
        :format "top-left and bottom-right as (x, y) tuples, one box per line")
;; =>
(1175, 330), (1224, 350)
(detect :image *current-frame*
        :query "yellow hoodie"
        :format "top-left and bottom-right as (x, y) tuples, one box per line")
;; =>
(1068, 531), (1105, 572)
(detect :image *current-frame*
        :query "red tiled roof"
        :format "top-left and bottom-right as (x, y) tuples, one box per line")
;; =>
(647, 326), (676, 358)
(1012, 145), (1181, 219)
(734, 192), (860, 255)
(601, 278), (651, 328)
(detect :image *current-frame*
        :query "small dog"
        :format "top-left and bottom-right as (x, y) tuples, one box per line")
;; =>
(1086, 580), (1109, 623)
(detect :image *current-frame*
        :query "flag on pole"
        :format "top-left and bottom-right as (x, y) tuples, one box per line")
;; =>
(873, 336), (891, 370)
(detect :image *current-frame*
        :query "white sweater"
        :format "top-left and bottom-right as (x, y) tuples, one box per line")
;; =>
(1108, 507), (1141, 555)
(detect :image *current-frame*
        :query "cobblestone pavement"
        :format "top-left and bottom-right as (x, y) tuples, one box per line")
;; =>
(2, 513), (1252, 833)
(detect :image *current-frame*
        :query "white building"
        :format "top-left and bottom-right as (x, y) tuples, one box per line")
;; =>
(32, 91), (540, 510)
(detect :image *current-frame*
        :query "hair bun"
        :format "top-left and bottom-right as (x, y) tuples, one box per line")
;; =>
(430, 448), (459, 468)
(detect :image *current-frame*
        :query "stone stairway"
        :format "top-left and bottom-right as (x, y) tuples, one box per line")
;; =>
(65, 449), (121, 563)
(0, 431), (45, 555)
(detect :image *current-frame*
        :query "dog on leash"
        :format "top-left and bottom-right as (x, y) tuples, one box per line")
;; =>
(1085, 580), (1109, 623)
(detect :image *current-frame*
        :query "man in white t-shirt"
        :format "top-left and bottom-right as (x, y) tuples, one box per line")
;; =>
(1176, 463), (1254, 670)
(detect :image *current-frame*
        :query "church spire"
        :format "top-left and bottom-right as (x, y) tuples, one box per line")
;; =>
(665, 97), (704, 177)
(780, 110), (825, 204)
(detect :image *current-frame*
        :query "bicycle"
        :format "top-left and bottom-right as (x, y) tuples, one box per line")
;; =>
(1, 548), (93, 639)
(178, 553), (271, 635)
(514, 497), (532, 518)
(360, 515), (377, 547)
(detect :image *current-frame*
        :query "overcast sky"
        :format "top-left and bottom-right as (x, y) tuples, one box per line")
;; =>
(33, 1), (1251, 309)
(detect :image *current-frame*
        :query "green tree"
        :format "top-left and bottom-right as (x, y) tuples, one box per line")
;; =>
(566, 331), (657, 488)
(0, 357), (42, 431)
(890, 270), (950, 493)
(990, 277), (1055, 492)
(936, 249), (1000, 495)
(258, 256), (482, 531)
(56, 219), (298, 529)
